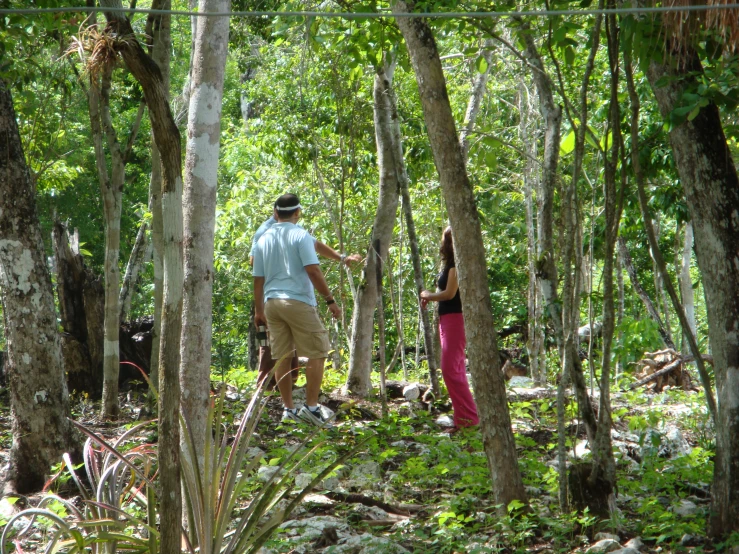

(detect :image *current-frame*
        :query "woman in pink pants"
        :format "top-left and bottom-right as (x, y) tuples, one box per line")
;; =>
(420, 227), (479, 429)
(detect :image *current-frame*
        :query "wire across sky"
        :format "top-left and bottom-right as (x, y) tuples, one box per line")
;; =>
(1, 4), (739, 19)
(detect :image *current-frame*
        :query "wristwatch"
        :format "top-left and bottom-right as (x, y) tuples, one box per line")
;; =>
(340, 254), (347, 263)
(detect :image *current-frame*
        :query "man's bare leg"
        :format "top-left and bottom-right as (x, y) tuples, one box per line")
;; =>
(275, 356), (295, 409)
(305, 357), (326, 406)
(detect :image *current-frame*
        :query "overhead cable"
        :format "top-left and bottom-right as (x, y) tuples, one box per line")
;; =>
(2, 4), (739, 19)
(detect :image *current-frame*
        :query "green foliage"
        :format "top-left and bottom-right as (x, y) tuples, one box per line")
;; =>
(612, 316), (663, 373)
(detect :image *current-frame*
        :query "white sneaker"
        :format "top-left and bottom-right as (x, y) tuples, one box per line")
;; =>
(298, 405), (332, 427)
(281, 407), (301, 423)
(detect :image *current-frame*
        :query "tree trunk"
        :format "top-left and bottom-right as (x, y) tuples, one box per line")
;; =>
(679, 222), (696, 353)
(616, 247), (625, 383)
(585, 13), (621, 514)
(145, 0), (172, 393)
(560, 8), (603, 450)
(518, 79), (546, 385)
(88, 61), (124, 420)
(375, 240), (388, 417)
(180, 0), (230, 495)
(646, 43), (739, 538)
(459, 40), (494, 160)
(53, 223), (105, 395)
(119, 217), (149, 322)
(513, 18), (564, 354)
(0, 78), (78, 494)
(392, 1), (527, 509)
(345, 57), (401, 397)
(100, 1), (183, 549)
(650, 214), (674, 343)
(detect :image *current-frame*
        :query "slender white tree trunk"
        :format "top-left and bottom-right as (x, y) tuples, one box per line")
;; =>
(519, 80), (545, 385)
(88, 62), (124, 420)
(345, 56), (401, 397)
(119, 218), (148, 322)
(181, 0), (230, 468)
(0, 78), (77, 493)
(145, 2), (172, 392)
(680, 221), (696, 353)
(392, 1), (527, 509)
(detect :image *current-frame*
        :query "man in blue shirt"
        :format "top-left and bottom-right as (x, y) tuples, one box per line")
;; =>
(250, 209), (360, 392)
(253, 194), (345, 426)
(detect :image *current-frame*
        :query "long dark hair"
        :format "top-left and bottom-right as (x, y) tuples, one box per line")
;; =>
(439, 226), (454, 268)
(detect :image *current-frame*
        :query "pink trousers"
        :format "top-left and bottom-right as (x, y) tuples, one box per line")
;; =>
(439, 312), (479, 428)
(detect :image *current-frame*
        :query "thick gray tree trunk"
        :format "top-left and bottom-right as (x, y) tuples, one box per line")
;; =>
(101, 0), (184, 549)
(646, 44), (739, 538)
(181, 0), (230, 483)
(0, 78), (78, 493)
(345, 57), (401, 397)
(392, 1), (527, 509)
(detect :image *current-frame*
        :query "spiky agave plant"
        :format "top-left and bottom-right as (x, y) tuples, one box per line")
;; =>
(179, 372), (368, 554)
(1, 420), (159, 554)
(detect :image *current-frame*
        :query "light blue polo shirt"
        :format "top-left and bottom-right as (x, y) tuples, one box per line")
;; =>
(253, 222), (320, 306)
(250, 216), (317, 256)
(250, 216), (276, 257)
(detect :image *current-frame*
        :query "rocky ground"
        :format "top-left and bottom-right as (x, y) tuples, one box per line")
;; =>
(0, 373), (717, 553)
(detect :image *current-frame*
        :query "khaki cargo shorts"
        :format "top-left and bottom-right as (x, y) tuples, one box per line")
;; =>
(265, 298), (330, 360)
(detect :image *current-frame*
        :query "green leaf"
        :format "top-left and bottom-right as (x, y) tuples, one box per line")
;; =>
(560, 130), (576, 155)
(565, 46), (576, 66)
(475, 54), (488, 74)
(482, 136), (501, 148)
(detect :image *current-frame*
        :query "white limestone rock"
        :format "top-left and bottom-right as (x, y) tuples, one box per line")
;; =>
(585, 539), (621, 554)
(402, 383), (421, 401)
(673, 499), (699, 517)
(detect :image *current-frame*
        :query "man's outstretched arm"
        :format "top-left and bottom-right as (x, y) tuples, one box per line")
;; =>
(314, 241), (362, 265)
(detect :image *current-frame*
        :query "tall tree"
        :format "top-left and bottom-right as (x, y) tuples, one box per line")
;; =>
(100, 1), (184, 549)
(345, 54), (401, 397)
(678, 222), (696, 353)
(144, 0), (172, 392)
(180, 0), (230, 481)
(84, 54), (126, 419)
(0, 78), (78, 493)
(391, 1), (527, 509)
(646, 41), (739, 538)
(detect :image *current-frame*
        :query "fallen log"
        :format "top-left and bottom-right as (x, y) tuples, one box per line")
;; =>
(629, 354), (713, 390)
(324, 491), (424, 516)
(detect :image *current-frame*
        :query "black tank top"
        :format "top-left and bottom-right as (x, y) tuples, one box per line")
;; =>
(437, 262), (462, 315)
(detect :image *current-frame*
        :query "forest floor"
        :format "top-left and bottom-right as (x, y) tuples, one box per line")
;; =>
(0, 367), (720, 554)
